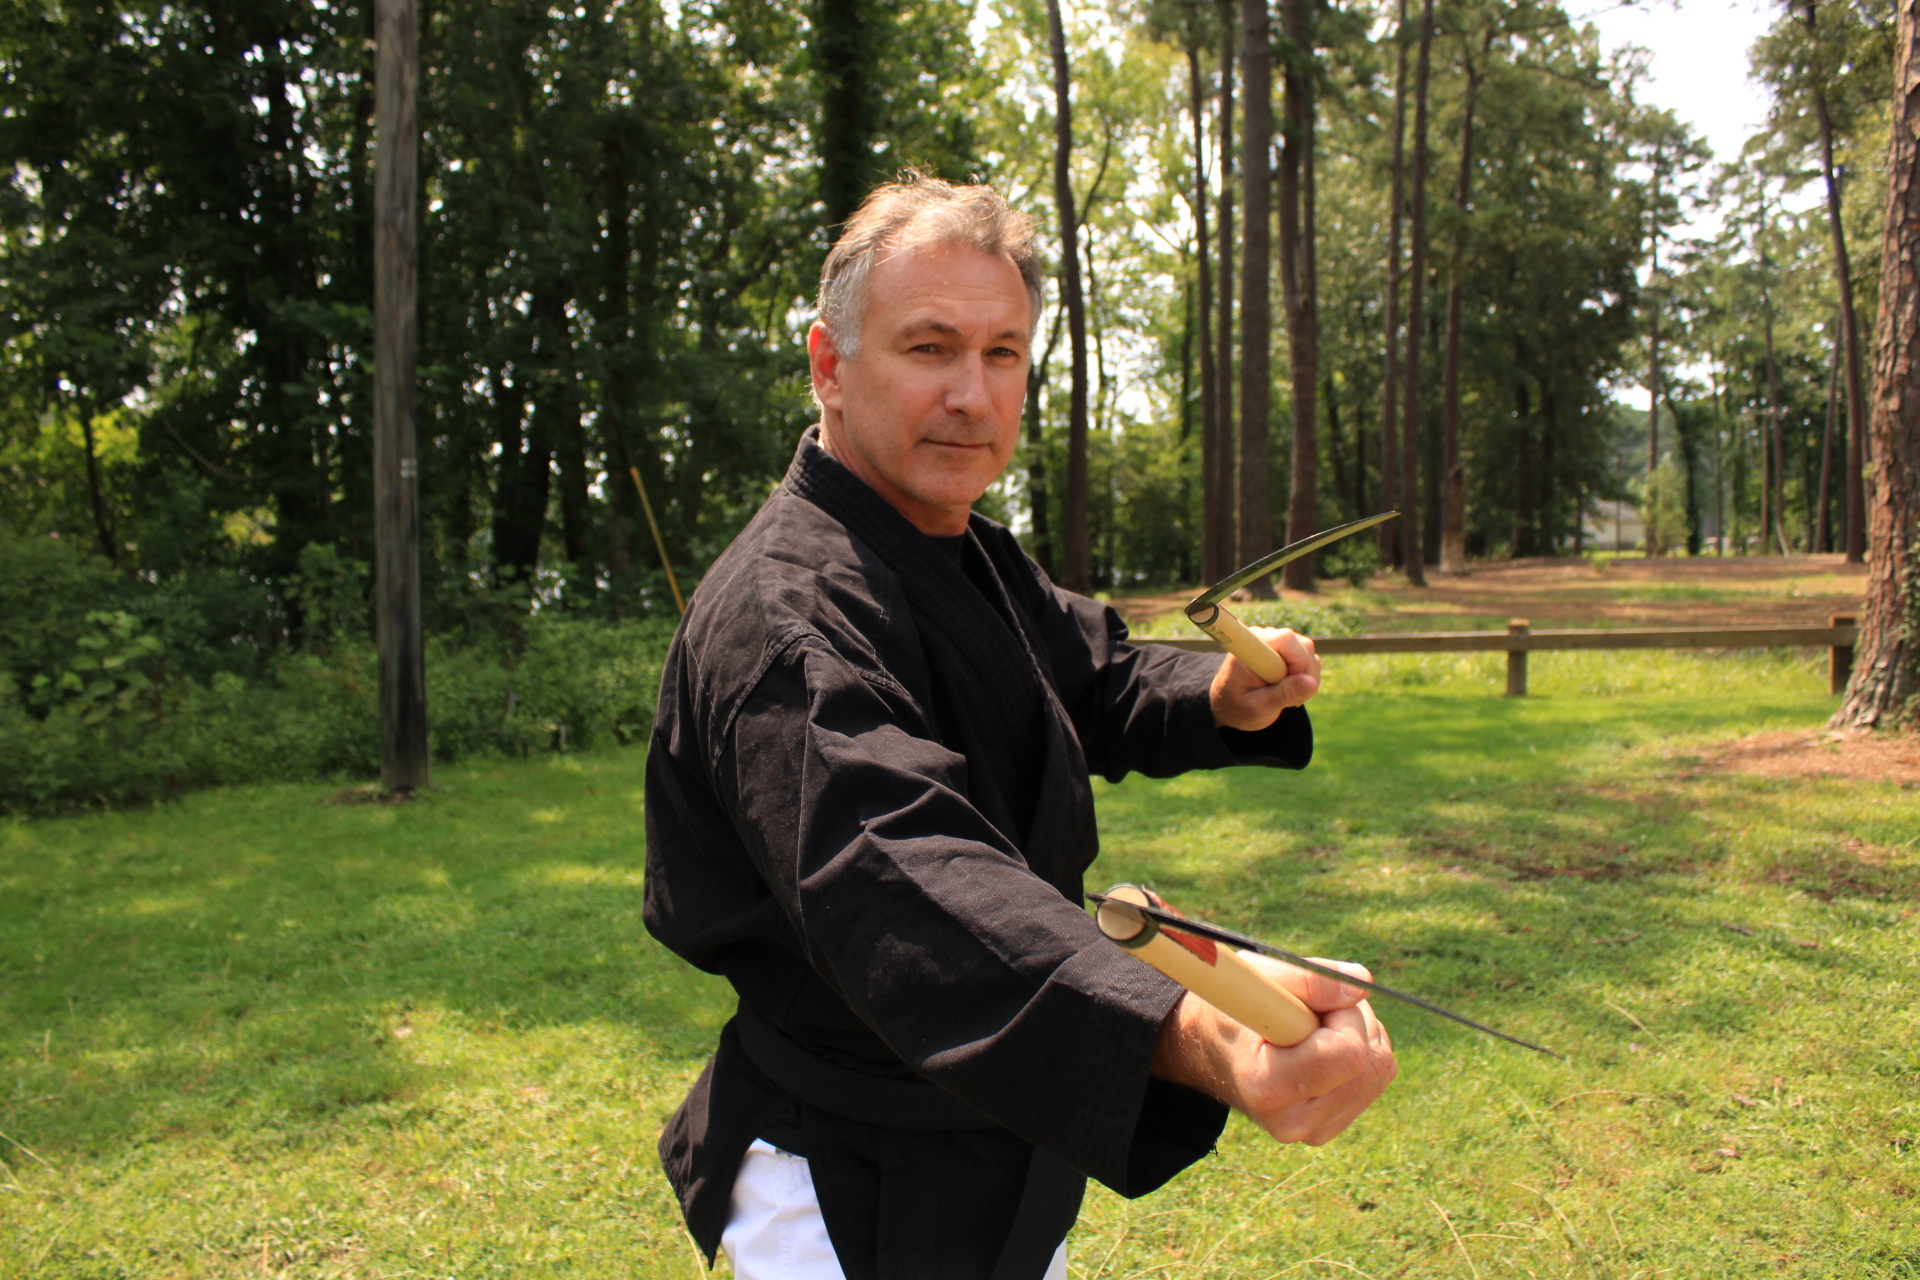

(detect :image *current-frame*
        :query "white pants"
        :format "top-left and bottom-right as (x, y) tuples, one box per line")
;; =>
(722, 1139), (1068, 1280)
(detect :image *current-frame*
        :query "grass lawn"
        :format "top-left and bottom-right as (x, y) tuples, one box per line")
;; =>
(3, 648), (1917, 1277)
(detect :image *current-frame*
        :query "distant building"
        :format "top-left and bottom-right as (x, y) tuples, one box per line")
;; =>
(1581, 500), (1644, 552)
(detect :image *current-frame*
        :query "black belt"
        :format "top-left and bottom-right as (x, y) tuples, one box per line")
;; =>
(734, 1006), (1086, 1280)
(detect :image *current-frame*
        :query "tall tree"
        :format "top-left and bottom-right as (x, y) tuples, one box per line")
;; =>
(1378, 0), (1410, 564)
(1188, 40), (1226, 586)
(1802, 0), (1870, 563)
(1046, 0), (1093, 593)
(1833, 0), (1920, 728)
(1398, 0), (1436, 585)
(1237, 0), (1276, 591)
(1439, 30), (1491, 575)
(1278, 0), (1319, 590)
(1817, 320), (1838, 552)
(1647, 146), (1665, 489)
(1215, 0), (1239, 575)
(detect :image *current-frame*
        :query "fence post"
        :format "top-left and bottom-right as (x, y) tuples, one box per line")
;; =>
(1830, 613), (1855, 696)
(1506, 618), (1530, 697)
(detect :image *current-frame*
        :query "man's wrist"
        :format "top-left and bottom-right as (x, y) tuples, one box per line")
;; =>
(1150, 993), (1248, 1112)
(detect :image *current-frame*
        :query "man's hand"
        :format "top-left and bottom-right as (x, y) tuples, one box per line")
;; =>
(1150, 954), (1396, 1146)
(1210, 626), (1320, 731)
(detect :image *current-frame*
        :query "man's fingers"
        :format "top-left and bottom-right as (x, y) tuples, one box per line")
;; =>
(1244, 952), (1373, 1011)
(1243, 1003), (1398, 1143)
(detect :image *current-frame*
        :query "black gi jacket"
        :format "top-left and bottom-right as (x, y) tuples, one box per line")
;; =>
(643, 428), (1312, 1278)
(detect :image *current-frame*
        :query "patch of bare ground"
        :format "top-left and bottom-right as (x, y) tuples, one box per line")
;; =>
(1420, 835), (1693, 883)
(1687, 730), (1920, 787)
(1356, 555), (1866, 628)
(1116, 554), (1867, 629)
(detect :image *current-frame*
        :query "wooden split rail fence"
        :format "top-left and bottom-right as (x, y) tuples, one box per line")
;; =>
(1140, 613), (1860, 697)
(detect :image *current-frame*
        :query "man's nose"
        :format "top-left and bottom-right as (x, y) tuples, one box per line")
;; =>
(945, 351), (992, 420)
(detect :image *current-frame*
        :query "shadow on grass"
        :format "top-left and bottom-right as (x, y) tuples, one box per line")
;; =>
(3, 673), (1906, 1175)
(1091, 681), (1910, 1065)
(0, 752), (730, 1164)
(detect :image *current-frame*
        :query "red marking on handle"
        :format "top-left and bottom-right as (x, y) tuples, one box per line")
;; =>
(1165, 928), (1219, 966)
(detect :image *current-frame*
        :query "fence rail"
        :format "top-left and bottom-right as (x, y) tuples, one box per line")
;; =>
(1139, 614), (1859, 696)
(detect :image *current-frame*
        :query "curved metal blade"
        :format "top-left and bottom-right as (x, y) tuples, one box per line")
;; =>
(1187, 511), (1399, 615)
(1085, 891), (1564, 1060)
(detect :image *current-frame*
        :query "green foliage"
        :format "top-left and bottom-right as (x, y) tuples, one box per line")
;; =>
(0, 614), (674, 817)
(1640, 453), (1691, 557)
(0, 530), (119, 689)
(1230, 597), (1368, 637)
(28, 610), (166, 723)
(1318, 533), (1384, 588)
(5, 654), (1915, 1275)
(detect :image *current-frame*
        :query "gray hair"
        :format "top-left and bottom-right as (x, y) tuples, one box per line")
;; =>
(817, 170), (1045, 359)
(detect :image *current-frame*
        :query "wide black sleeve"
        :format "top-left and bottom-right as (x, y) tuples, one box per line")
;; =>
(715, 635), (1225, 1196)
(1020, 575), (1312, 782)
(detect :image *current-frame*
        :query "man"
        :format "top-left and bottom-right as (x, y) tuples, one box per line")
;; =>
(643, 173), (1396, 1280)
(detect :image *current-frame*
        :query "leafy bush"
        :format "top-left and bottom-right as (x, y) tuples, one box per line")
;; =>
(1318, 536), (1385, 588)
(1230, 597), (1368, 637)
(0, 531), (120, 690)
(0, 613), (677, 816)
(1640, 456), (1689, 557)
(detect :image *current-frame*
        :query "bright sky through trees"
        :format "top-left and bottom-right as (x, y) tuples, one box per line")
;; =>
(1587, 0), (1777, 177)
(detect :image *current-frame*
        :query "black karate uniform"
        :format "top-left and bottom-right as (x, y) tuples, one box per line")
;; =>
(644, 428), (1312, 1279)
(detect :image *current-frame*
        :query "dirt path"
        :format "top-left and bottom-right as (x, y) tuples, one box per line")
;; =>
(1116, 554), (1868, 630)
(1684, 730), (1920, 787)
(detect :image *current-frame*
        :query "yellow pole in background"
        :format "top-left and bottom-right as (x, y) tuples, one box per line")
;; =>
(629, 466), (686, 616)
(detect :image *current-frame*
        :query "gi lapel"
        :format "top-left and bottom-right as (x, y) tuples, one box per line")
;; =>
(785, 434), (1044, 750)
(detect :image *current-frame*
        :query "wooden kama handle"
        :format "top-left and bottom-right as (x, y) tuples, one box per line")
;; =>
(1095, 884), (1320, 1048)
(1188, 604), (1290, 685)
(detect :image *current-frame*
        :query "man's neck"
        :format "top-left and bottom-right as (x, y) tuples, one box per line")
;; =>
(816, 418), (972, 537)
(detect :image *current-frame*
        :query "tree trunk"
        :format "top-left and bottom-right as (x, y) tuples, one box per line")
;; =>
(78, 406), (117, 564)
(1279, 0), (1319, 591)
(1237, 0), (1276, 593)
(539, 281), (589, 595)
(1802, 1), (1870, 564)
(816, 0), (876, 228)
(1764, 307), (1782, 555)
(1379, 0), (1409, 564)
(1215, 1), (1238, 576)
(1024, 310), (1063, 576)
(1190, 44), (1223, 587)
(1818, 326), (1838, 553)
(1647, 253), (1661, 483)
(1440, 37), (1484, 576)
(1512, 372), (1535, 557)
(1047, 0), (1092, 594)
(1398, 0), (1435, 586)
(1833, 0), (1920, 727)
(598, 128), (642, 600)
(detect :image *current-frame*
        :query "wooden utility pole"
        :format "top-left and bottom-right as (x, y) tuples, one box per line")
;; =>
(374, 0), (429, 792)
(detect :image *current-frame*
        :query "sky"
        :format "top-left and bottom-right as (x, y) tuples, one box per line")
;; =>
(1582, 0), (1781, 172)
(1581, 0), (1788, 400)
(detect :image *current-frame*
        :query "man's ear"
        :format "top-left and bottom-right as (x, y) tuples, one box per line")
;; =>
(808, 321), (844, 412)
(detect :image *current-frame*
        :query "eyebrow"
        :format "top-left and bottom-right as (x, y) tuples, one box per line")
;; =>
(897, 319), (1028, 344)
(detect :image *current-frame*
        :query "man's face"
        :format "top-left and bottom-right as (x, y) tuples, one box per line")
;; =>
(810, 241), (1031, 537)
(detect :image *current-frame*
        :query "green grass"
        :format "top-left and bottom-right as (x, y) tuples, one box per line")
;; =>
(4, 651), (1917, 1277)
